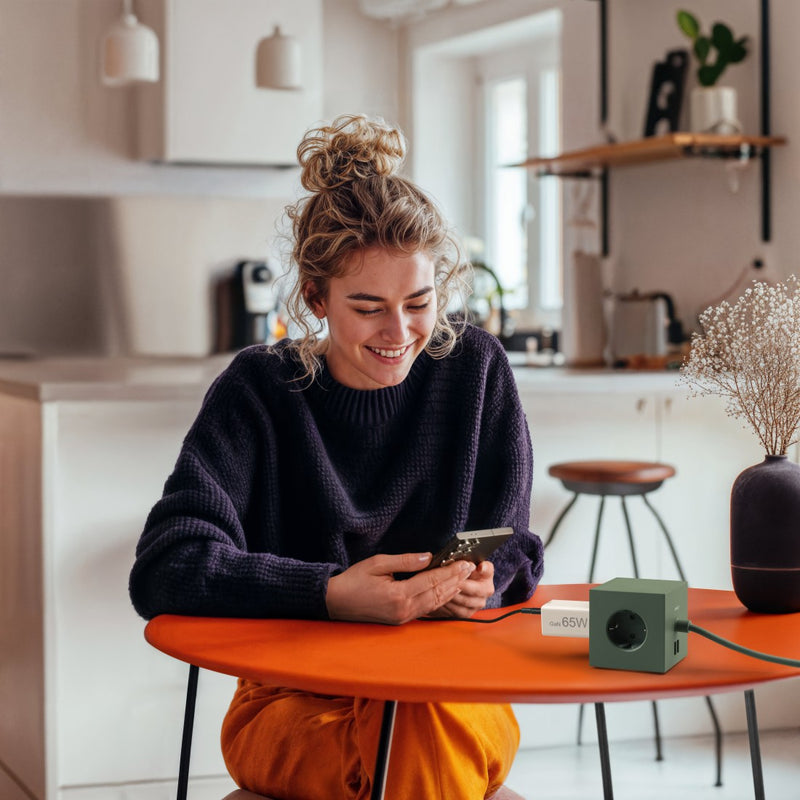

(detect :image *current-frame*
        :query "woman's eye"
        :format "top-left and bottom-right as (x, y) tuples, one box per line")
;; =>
(355, 307), (382, 316)
(408, 303), (430, 312)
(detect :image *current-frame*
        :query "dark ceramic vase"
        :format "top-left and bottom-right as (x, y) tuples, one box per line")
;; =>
(731, 454), (800, 613)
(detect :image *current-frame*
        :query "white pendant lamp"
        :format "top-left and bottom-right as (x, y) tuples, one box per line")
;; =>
(102, 0), (159, 87)
(256, 26), (302, 90)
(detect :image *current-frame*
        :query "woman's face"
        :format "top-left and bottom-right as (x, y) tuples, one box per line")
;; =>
(310, 247), (437, 390)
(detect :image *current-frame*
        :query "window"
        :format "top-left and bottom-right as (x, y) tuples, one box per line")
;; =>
(480, 32), (562, 328)
(409, 7), (563, 330)
(486, 77), (528, 311)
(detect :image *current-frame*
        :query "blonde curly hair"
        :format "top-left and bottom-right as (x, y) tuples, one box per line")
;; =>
(283, 114), (468, 383)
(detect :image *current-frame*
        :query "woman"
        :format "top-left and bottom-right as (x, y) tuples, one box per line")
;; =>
(130, 114), (543, 799)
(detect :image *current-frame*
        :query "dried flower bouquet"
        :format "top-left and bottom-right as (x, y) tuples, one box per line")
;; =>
(681, 276), (800, 456)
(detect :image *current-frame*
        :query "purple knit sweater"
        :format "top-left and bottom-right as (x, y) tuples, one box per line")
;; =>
(129, 324), (543, 620)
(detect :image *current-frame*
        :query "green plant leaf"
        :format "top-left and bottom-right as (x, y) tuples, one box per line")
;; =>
(711, 23), (734, 51)
(694, 37), (711, 64)
(698, 64), (719, 86)
(677, 10), (700, 39)
(730, 38), (749, 63)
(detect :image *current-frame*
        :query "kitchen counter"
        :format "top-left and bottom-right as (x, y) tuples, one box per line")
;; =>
(0, 354), (236, 402)
(0, 353), (686, 402)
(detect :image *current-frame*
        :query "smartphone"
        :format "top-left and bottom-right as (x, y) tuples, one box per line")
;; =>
(425, 527), (514, 570)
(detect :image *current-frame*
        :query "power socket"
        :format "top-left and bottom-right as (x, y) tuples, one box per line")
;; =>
(589, 577), (688, 674)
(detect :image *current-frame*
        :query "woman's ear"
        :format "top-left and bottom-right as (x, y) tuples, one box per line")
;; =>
(303, 281), (326, 319)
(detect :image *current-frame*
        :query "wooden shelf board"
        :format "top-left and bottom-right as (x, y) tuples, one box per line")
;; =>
(514, 133), (787, 175)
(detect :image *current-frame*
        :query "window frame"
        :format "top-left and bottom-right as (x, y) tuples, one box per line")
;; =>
(476, 31), (563, 330)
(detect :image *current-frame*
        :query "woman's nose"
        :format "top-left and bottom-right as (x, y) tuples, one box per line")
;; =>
(382, 310), (409, 342)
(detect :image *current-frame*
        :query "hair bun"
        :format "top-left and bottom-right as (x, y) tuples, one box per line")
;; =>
(297, 114), (406, 192)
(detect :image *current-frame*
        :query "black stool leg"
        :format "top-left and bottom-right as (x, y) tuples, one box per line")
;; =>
(641, 494), (687, 581)
(651, 701), (663, 761)
(588, 495), (606, 584)
(619, 496), (641, 579)
(642, 494), (724, 784)
(706, 695), (724, 787)
(177, 664), (199, 800)
(622, 497), (666, 763)
(578, 494), (606, 746)
(543, 493), (579, 548)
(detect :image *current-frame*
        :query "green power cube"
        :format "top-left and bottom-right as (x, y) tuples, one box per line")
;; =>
(589, 578), (689, 674)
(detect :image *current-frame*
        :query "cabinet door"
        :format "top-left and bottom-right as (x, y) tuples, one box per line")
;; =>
(138, 0), (323, 165)
(520, 390), (658, 584)
(49, 400), (237, 788)
(658, 393), (765, 590)
(515, 389), (665, 749)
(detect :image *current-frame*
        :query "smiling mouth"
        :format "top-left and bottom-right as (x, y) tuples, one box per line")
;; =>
(366, 345), (410, 359)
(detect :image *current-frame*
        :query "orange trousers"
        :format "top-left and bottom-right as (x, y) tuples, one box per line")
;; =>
(221, 679), (520, 800)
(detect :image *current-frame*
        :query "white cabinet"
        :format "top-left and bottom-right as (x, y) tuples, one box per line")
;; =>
(0, 392), (238, 799)
(656, 393), (765, 589)
(519, 387), (763, 588)
(521, 390), (659, 584)
(137, 0), (323, 165)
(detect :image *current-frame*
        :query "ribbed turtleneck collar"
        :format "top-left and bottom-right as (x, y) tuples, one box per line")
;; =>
(310, 352), (430, 427)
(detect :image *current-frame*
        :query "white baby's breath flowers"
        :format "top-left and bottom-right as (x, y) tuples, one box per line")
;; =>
(681, 276), (800, 455)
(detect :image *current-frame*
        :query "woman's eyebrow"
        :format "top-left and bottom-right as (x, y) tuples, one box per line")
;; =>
(346, 286), (434, 302)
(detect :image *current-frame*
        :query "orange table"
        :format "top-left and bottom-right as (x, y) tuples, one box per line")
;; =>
(145, 584), (800, 800)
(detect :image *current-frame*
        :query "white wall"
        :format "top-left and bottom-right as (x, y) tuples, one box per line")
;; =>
(402, 0), (800, 339)
(2, 0), (799, 354)
(0, 0), (400, 356)
(607, 0), (799, 333)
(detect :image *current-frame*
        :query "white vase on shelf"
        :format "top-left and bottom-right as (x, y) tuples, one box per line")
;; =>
(690, 86), (741, 134)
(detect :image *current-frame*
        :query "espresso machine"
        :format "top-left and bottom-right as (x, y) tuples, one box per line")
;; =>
(216, 259), (280, 351)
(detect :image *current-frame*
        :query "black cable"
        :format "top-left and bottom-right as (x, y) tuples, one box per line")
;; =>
(425, 611), (800, 669)
(676, 619), (800, 669)
(421, 607), (541, 624)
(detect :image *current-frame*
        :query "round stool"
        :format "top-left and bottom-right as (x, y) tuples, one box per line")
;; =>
(544, 460), (722, 786)
(544, 460), (685, 582)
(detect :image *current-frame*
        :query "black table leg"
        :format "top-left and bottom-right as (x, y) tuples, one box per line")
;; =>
(595, 702), (614, 800)
(744, 689), (766, 800)
(177, 664), (199, 800)
(371, 700), (398, 800)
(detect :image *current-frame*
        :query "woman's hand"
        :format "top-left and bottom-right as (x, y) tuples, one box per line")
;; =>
(325, 552), (477, 625)
(427, 560), (495, 619)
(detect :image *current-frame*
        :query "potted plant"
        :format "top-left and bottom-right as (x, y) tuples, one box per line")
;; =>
(681, 278), (800, 612)
(677, 9), (749, 134)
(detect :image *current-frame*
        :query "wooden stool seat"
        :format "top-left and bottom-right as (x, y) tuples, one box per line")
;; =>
(548, 460), (676, 497)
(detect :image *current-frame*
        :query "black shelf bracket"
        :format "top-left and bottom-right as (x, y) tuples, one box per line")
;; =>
(760, 0), (772, 241)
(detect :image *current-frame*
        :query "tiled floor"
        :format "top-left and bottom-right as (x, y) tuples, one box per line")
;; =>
(506, 728), (800, 799)
(65, 729), (799, 799)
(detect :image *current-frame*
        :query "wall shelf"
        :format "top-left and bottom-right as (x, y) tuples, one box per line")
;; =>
(515, 133), (787, 178)
(514, 0), (781, 253)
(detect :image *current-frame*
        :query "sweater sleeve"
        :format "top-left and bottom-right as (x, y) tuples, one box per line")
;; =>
(466, 332), (544, 607)
(129, 359), (339, 621)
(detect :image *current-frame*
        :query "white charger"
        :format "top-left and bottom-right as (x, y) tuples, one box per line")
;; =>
(540, 599), (590, 638)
